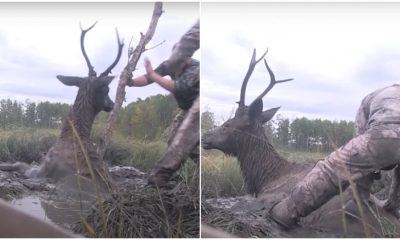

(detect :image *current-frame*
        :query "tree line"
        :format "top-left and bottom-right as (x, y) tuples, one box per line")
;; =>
(201, 110), (355, 153)
(0, 94), (178, 141)
(0, 99), (70, 129)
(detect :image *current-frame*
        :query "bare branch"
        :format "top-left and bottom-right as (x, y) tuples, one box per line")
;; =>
(144, 40), (166, 52)
(80, 21), (98, 77)
(98, 2), (163, 157)
(127, 36), (134, 61)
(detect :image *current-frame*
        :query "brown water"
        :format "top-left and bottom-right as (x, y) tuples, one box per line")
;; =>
(11, 195), (88, 226)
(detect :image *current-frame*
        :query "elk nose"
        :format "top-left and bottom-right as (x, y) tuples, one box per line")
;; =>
(104, 99), (114, 112)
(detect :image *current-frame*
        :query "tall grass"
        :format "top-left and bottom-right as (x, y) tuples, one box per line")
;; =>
(201, 151), (245, 198)
(0, 127), (167, 172)
(0, 128), (58, 163)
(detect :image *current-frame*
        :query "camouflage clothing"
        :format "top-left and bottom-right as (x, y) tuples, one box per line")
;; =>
(271, 84), (400, 227)
(151, 59), (199, 110)
(355, 84), (400, 135)
(172, 59), (199, 110)
(147, 21), (200, 186)
(168, 20), (200, 66)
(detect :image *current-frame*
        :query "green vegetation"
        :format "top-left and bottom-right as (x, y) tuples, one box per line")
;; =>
(0, 94), (177, 172)
(0, 128), (57, 163)
(201, 110), (355, 153)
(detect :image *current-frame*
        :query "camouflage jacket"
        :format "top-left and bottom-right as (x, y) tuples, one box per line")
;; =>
(171, 59), (199, 110)
(355, 84), (400, 136)
(149, 20), (200, 110)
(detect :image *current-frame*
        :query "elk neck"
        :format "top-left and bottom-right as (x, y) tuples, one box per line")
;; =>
(235, 129), (291, 196)
(60, 92), (97, 140)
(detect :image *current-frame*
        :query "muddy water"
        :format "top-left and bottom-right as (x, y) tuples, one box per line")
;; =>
(11, 196), (49, 222)
(11, 195), (90, 227)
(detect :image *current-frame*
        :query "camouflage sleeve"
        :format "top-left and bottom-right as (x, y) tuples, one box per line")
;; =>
(173, 61), (199, 110)
(168, 20), (200, 64)
(354, 92), (373, 136)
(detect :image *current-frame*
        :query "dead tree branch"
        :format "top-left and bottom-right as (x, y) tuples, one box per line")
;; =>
(98, 2), (163, 157)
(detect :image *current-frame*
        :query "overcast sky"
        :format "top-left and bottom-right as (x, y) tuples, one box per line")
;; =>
(201, 2), (400, 123)
(0, 2), (199, 106)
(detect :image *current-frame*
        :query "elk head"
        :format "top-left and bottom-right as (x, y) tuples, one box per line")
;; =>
(202, 49), (293, 156)
(57, 22), (124, 114)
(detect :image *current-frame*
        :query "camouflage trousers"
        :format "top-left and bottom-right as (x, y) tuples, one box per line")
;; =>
(149, 97), (199, 183)
(168, 19), (199, 64)
(290, 124), (400, 217)
(166, 109), (200, 164)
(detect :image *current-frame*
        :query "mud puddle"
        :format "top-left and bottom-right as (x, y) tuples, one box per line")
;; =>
(11, 195), (89, 227)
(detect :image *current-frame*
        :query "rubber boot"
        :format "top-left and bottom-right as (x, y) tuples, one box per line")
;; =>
(270, 160), (343, 230)
(269, 196), (299, 229)
(147, 166), (176, 188)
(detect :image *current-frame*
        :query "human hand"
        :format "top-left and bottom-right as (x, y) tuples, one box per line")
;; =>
(144, 57), (154, 75)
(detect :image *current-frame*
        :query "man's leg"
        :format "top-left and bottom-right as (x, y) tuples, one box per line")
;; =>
(148, 97), (199, 187)
(270, 159), (345, 229)
(270, 133), (374, 229)
(168, 20), (199, 65)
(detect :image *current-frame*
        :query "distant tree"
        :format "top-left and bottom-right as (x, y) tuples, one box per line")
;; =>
(24, 100), (37, 127)
(201, 108), (216, 134)
(275, 114), (290, 148)
(36, 101), (69, 128)
(117, 94), (178, 140)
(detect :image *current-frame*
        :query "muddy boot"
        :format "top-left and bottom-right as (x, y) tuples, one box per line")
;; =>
(269, 196), (299, 230)
(270, 160), (343, 230)
(147, 167), (175, 188)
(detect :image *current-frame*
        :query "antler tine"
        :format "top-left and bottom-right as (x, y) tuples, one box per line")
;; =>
(100, 28), (124, 77)
(252, 58), (294, 103)
(80, 21), (98, 77)
(239, 48), (268, 107)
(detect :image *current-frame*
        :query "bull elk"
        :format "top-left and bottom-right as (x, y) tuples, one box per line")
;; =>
(0, 22), (124, 193)
(202, 49), (400, 237)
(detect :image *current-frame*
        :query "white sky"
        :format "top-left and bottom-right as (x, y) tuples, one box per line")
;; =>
(201, 2), (400, 123)
(0, 2), (199, 105)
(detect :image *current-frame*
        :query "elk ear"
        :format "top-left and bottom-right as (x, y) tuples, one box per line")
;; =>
(260, 107), (280, 124)
(249, 98), (263, 120)
(56, 75), (83, 87)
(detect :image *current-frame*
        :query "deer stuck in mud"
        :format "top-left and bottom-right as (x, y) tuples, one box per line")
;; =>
(202, 49), (400, 237)
(0, 22), (124, 193)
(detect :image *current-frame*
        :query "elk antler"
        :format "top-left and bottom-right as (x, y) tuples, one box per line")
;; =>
(80, 21), (98, 77)
(250, 57), (293, 105)
(238, 49), (268, 107)
(99, 29), (124, 77)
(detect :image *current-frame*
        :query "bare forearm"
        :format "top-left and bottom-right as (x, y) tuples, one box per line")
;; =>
(149, 72), (175, 92)
(128, 75), (153, 87)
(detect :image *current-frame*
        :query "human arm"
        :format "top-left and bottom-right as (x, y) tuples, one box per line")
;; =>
(127, 75), (153, 87)
(144, 57), (175, 92)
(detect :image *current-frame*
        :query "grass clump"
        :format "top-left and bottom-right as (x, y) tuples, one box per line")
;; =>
(201, 151), (245, 199)
(74, 163), (199, 238)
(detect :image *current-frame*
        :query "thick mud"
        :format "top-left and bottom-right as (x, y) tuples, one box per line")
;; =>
(202, 170), (400, 238)
(0, 164), (149, 233)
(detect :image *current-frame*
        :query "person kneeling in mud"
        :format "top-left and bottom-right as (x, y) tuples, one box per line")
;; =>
(269, 84), (400, 229)
(127, 21), (199, 187)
